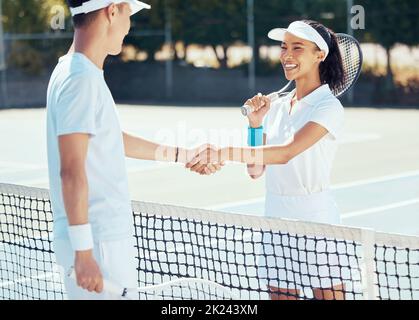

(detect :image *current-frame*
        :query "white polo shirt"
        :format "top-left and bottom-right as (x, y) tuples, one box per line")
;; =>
(46, 52), (134, 242)
(263, 84), (344, 223)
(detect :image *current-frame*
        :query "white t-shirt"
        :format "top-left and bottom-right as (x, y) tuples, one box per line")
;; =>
(263, 84), (344, 222)
(46, 53), (134, 242)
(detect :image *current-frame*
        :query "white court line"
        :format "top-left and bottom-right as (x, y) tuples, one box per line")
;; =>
(339, 133), (381, 145)
(332, 170), (419, 190)
(0, 168), (20, 175)
(0, 272), (56, 288)
(1, 178), (49, 187)
(342, 198), (419, 219)
(0, 132), (383, 185)
(206, 170), (419, 211)
(0, 161), (46, 170)
(10, 162), (176, 186)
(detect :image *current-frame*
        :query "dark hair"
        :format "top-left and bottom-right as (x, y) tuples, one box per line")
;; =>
(66, 0), (100, 28)
(302, 20), (345, 92)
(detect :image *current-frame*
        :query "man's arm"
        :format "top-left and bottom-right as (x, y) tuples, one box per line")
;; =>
(122, 131), (181, 162)
(123, 131), (224, 175)
(59, 133), (103, 293)
(228, 122), (329, 165)
(59, 134), (89, 226)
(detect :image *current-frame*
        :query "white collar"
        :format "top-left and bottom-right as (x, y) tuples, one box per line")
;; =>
(287, 84), (332, 107)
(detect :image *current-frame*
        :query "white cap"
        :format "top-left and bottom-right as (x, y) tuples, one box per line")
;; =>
(268, 21), (330, 61)
(70, 0), (151, 17)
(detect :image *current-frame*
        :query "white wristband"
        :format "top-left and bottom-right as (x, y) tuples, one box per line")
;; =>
(68, 224), (94, 251)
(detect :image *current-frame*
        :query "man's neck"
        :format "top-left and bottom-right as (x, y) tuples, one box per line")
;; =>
(68, 28), (107, 70)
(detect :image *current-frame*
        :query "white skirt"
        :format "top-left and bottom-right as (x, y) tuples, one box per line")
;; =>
(258, 191), (355, 292)
(264, 190), (341, 224)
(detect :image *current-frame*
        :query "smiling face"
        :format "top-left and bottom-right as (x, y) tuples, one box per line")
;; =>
(280, 32), (326, 82)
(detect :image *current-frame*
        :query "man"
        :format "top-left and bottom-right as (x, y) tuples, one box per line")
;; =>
(46, 0), (220, 300)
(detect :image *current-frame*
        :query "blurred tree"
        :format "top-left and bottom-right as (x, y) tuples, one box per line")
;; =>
(255, 0), (347, 45)
(126, 0), (165, 62)
(170, 0), (246, 68)
(2, 0), (68, 73)
(252, 0), (346, 75)
(2, 0), (66, 33)
(4, 0), (418, 79)
(359, 0), (419, 89)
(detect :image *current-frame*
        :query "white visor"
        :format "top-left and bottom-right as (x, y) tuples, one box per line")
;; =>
(268, 21), (330, 61)
(70, 0), (151, 17)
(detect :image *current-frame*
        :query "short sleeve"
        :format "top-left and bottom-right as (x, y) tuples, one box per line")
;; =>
(55, 74), (99, 137)
(309, 100), (345, 140)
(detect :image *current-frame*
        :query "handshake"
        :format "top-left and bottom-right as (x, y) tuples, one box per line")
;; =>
(183, 144), (228, 176)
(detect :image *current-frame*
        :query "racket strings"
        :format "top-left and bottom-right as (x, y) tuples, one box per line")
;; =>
(334, 35), (363, 97)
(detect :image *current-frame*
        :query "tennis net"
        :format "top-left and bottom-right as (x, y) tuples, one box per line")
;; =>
(1, 183), (418, 300)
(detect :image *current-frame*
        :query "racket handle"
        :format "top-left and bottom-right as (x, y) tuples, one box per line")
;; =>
(240, 92), (280, 117)
(67, 267), (125, 296)
(241, 105), (253, 117)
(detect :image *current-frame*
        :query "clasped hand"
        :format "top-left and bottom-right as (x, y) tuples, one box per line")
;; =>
(185, 144), (225, 176)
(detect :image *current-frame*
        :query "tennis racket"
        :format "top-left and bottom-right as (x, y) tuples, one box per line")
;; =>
(241, 33), (363, 116)
(67, 267), (238, 300)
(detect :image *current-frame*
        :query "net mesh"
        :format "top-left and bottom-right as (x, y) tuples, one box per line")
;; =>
(1, 183), (418, 300)
(135, 280), (238, 300)
(0, 185), (65, 299)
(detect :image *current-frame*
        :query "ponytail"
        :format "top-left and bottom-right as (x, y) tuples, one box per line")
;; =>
(303, 20), (345, 92)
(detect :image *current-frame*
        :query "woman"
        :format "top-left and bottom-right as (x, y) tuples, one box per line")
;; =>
(187, 20), (346, 300)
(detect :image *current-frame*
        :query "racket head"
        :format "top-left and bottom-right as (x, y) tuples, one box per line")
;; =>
(273, 33), (363, 99)
(334, 33), (363, 98)
(133, 279), (237, 300)
(67, 267), (237, 300)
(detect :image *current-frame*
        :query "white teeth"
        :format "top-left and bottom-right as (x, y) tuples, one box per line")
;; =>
(285, 64), (297, 69)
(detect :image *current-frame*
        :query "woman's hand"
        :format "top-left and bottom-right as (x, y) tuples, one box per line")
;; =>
(185, 144), (225, 176)
(246, 93), (271, 128)
(247, 164), (265, 180)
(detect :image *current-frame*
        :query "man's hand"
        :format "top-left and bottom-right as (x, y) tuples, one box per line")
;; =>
(186, 144), (227, 174)
(74, 251), (104, 293)
(185, 144), (225, 175)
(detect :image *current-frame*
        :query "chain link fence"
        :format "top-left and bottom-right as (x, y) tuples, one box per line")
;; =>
(0, 0), (418, 109)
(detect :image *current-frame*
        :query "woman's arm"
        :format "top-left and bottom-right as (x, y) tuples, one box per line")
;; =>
(188, 122), (329, 167)
(247, 134), (267, 179)
(245, 94), (271, 179)
(230, 122), (328, 165)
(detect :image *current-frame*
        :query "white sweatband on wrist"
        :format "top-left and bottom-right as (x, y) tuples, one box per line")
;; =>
(68, 224), (94, 251)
